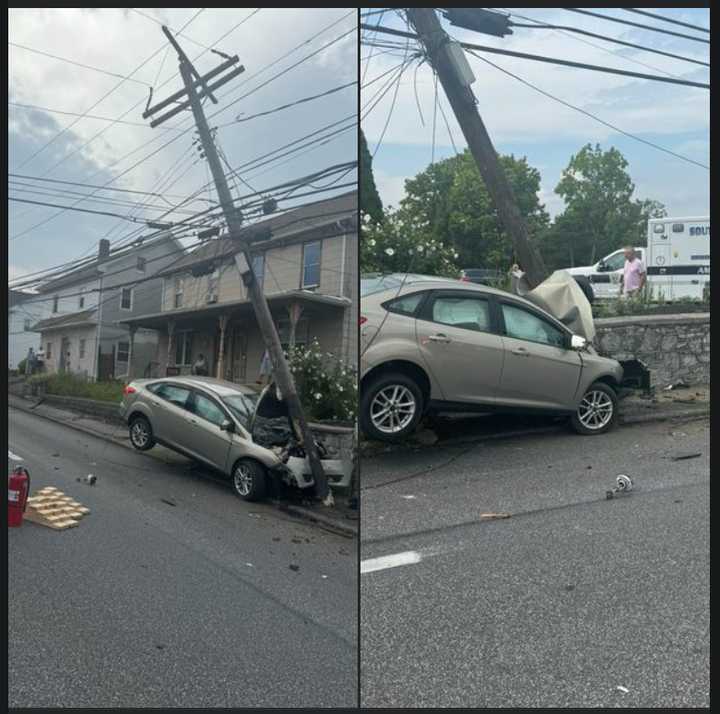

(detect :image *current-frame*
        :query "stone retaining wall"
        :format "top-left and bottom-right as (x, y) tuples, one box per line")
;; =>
(594, 313), (709, 388)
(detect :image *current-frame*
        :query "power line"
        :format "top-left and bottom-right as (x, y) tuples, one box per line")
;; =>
(359, 23), (710, 89)
(8, 42), (151, 85)
(564, 8), (710, 45)
(623, 8), (710, 34)
(128, 8), (215, 52)
(464, 48), (709, 171)
(506, 18), (709, 68)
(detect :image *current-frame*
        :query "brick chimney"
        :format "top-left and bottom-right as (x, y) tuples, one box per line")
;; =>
(98, 238), (111, 262)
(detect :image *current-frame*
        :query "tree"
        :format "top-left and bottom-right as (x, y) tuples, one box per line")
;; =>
(360, 129), (383, 223)
(396, 149), (549, 272)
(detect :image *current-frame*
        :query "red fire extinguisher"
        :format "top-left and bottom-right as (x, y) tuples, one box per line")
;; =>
(8, 466), (30, 528)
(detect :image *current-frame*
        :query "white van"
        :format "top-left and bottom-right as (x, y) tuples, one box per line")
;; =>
(645, 216), (709, 301)
(565, 247), (644, 300)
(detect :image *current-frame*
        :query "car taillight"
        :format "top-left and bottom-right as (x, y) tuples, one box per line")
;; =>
(360, 316), (368, 326)
(123, 385), (136, 396)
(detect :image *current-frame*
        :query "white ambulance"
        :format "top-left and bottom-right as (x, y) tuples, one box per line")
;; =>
(645, 216), (709, 301)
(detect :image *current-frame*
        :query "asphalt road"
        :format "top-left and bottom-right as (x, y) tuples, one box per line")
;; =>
(360, 418), (709, 708)
(8, 407), (357, 708)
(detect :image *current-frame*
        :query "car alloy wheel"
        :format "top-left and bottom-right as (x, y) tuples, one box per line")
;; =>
(577, 389), (614, 430)
(370, 384), (417, 435)
(130, 420), (150, 448)
(233, 462), (253, 497)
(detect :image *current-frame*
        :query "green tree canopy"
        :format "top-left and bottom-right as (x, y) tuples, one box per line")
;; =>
(360, 129), (383, 223)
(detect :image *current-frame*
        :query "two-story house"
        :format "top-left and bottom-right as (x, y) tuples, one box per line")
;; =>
(120, 191), (357, 382)
(30, 232), (185, 380)
(8, 289), (44, 370)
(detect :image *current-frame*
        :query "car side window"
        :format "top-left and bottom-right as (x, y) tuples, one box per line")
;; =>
(501, 303), (566, 348)
(191, 393), (227, 427)
(384, 292), (425, 316)
(431, 296), (491, 332)
(604, 253), (625, 271)
(154, 384), (191, 409)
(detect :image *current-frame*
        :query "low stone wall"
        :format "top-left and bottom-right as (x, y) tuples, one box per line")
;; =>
(594, 313), (709, 388)
(41, 393), (121, 421)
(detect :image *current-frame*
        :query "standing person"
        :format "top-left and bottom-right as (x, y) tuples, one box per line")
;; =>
(620, 246), (647, 299)
(191, 353), (209, 376)
(257, 348), (272, 385)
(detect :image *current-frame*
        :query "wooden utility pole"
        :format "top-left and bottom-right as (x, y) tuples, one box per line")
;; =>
(146, 27), (331, 503)
(406, 8), (548, 289)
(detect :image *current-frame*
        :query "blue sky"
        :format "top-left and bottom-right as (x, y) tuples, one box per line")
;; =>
(8, 8), (357, 284)
(361, 8), (709, 219)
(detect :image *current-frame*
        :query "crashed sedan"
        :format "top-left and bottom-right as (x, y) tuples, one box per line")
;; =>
(360, 274), (630, 442)
(119, 376), (349, 501)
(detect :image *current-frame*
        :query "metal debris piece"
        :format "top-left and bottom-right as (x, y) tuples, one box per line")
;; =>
(606, 474), (633, 500)
(669, 452), (702, 461)
(480, 512), (511, 520)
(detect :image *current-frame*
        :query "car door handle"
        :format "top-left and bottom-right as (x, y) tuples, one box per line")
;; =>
(512, 347), (530, 356)
(428, 333), (451, 343)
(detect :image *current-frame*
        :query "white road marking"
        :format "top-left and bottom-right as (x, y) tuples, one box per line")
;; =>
(8, 450), (23, 461)
(361, 551), (422, 574)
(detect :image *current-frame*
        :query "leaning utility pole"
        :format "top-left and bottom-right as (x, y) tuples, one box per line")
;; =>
(406, 8), (548, 289)
(145, 27), (331, 504)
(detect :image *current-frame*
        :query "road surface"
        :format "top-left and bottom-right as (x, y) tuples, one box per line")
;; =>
(361, 418), (709, 708)
(8, 407), (357, 708)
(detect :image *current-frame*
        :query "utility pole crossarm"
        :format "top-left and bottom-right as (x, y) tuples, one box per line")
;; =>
(406, 8), (548, 289)
(161, 25), (218, 103)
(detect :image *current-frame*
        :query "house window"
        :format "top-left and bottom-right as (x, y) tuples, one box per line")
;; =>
(278, 318), (309, 351)
(302, 241), (322, 289)
(251, 253), (265, 288)
(120, 287), (133, 311)
(175, 331), (193, 366)
(52, 295), (59, 313)
(23, 318), (31, 331)
(78, 290), (85, 309)
(46, 342), (52, 359)
(174, 277), (184, 308)
(115, 341), (130, 376)
(207, 268), (220, 303)
(79, 339), (86, 359)
(137, 256), (146, 272)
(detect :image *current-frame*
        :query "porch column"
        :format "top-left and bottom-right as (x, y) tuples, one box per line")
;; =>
(216, 315), (228, 380)
(287, 302), (304, 350)
(127, 326), (137, 380)
(166, 320), (175, 373)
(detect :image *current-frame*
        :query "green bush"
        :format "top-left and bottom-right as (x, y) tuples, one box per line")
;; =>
(16, 359), (27, 375)
(286, 339), (357, 423)
(27, 372), (126, 403)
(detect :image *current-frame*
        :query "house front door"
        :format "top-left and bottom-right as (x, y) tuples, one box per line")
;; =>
(230, 330), (248, 383)
(59, 337), (70, 372)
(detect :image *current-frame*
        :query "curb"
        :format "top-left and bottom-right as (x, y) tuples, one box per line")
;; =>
(9, 397), (357, 536)
(360, 407), (710, 460)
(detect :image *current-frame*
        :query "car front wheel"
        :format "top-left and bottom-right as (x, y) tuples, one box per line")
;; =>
(231, 459), (267, 502)
(571, 382), (618, 435)
(360, 373), (423, 442)
(129, 415), (155, 451)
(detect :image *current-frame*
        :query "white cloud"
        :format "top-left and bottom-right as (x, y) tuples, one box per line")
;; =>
(374, 170), (407, 211)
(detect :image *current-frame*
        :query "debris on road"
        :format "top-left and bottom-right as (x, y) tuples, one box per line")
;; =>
(664, 380), (688, 391)
(606, 474), (633, 500)
(24, 487), (90, 530)
(160, 498), (177, 507)
(289, 563), (300, 572)
(75, 474), (96, 486)
(480, 512), (511, 520)
(668, 452), (702, 462)
(616, 685), (629, 694)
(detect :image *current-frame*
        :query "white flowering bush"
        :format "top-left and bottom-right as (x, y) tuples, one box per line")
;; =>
(361, 209), (459, 276)
(286, 338), (357, 423)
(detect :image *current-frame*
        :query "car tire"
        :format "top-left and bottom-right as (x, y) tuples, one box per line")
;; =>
(573, 275), (595, 304)
(231, 458), (267, 502)
(129, 415), (155, 451)
(360, 372), (424, 442)
(571, 382), (618, 435)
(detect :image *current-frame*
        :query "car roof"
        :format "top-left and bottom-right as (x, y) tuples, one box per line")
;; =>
(151, 376), (259, 397)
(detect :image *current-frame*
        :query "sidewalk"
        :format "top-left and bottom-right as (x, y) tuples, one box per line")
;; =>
(360, 385), (710, 459)
(8, 393), (357, 537)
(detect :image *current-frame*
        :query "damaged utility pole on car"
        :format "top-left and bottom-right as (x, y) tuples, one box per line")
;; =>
(145, 27), (331, 505)
(406, 8), (548, 289)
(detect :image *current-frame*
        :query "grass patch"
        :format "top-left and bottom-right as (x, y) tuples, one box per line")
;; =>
(27, 373), (126, 403)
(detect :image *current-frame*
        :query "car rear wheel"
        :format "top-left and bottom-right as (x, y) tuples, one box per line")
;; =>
(360, 373), (423, 442)
(231, 458), (267, 502)
(129, 415), (155, 451)
(571, 382), (618, 435)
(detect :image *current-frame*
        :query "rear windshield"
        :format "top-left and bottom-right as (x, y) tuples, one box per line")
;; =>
(361, 273), (447, 297)
(221, 392), (259, 430)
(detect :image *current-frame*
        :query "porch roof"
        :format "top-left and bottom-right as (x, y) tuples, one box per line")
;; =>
(118, 289), (350, 330)
(32, 308), (97, 333)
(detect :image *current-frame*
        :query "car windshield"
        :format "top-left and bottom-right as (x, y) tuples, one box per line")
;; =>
(221, 392), (259, 429)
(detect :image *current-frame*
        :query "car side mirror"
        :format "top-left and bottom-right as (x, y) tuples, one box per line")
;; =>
(570, 335), (587, 351)
(220, 419), (235, 433)
(597, 260), (606, 272)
